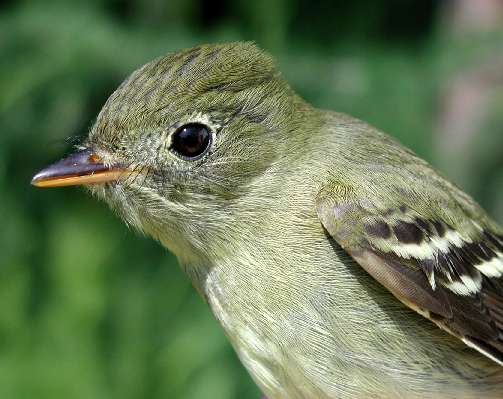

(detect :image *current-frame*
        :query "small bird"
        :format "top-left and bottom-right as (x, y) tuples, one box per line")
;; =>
(32, 42), (503, 399)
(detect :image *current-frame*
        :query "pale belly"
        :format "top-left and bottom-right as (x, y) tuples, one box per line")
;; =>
(227, 316), (503, 399)
(203, 262), (503, 399)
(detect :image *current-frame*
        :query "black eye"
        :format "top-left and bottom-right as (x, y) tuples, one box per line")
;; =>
(170, 123), (212, 159)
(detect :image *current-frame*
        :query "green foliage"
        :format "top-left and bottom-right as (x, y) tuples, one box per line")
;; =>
(1, 1), (502, 398)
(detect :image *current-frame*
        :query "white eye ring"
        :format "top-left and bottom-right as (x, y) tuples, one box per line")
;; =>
(169, 123), (212, 160)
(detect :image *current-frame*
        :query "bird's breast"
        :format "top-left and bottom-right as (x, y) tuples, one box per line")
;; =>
(198, 239), (503, 399)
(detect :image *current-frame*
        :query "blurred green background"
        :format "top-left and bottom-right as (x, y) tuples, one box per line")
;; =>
(1, 0), (503, 398)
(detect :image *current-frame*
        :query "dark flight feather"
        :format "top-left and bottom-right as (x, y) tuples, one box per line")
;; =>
(317, 189), (503, 366)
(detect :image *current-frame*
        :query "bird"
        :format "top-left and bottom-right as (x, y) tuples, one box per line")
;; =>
(32, 42), (503, 398)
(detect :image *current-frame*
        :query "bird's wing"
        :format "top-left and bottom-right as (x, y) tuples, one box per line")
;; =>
(316, 179), (503, 365)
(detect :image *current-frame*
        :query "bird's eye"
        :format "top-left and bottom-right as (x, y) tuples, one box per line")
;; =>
(170, 123), (212, 159)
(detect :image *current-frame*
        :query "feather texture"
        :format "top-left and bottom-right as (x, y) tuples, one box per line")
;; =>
(317, 184), (503, 365)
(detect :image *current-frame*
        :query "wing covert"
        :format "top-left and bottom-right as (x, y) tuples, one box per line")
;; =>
(316, 183), (503, 365)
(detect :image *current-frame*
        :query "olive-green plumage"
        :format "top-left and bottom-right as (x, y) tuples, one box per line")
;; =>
(36, 42), (503, 398)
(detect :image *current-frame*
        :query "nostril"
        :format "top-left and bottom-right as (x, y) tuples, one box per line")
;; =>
(88, 153), (102, 163)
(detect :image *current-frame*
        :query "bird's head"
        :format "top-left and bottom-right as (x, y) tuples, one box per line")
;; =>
(32, 42), (310, 265)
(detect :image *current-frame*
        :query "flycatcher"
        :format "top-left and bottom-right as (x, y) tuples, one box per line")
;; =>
(32, 42), (503, 399)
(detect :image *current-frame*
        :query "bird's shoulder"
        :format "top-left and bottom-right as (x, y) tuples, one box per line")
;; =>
(315, 114), (503, 365)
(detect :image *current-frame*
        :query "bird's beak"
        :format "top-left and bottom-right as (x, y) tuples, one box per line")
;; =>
(31, 148), (130, 188)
